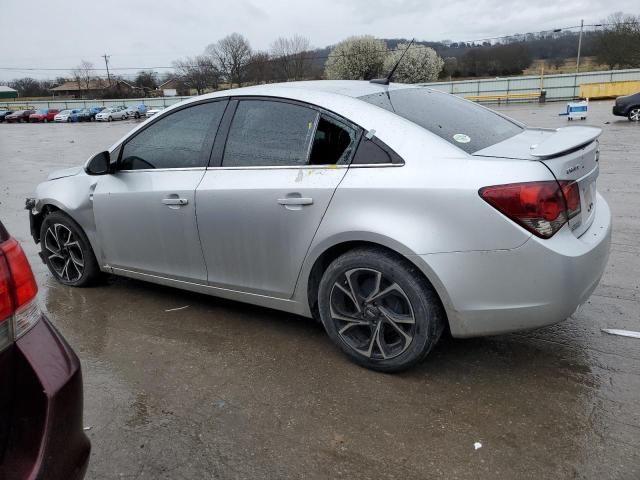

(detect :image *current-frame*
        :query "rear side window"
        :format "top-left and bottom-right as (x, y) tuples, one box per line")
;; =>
(120, 101), (226, 170)
(359, 88), (523, 154)
(352, 136), (403, 165)
(309, 115), (357, 165)
(223, 100), (317, 167)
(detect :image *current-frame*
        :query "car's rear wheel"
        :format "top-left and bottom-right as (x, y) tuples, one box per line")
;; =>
(40, 211), (101, 287)
(318, 247), (444, 372)
(629, 107), (640, 122)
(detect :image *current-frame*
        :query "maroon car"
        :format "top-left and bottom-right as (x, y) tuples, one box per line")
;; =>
(29, 109), (60, 123)
(4, 110), (35, 123)
(0, 221), (90, 479)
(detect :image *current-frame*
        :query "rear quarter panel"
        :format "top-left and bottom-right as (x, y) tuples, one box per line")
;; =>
(294, 129), (556, 316)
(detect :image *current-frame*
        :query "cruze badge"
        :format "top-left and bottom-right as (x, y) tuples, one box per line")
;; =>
(566, 164), (583, 175)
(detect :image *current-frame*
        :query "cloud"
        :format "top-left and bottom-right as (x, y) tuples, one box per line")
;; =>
(1, 0), (638, 80)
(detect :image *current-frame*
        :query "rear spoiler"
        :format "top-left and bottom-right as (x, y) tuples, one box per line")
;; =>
(530, 126), (601, 159)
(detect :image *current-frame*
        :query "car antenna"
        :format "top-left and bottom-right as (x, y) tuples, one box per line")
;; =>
(370, 39), (415, 85)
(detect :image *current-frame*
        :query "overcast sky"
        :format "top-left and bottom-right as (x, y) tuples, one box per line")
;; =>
(1, 0), (638, 80)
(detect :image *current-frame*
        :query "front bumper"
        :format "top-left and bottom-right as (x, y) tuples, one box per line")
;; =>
(612, 105), (626, 116)
(411, 193), (612, 337)
(0, 316), (90, 480)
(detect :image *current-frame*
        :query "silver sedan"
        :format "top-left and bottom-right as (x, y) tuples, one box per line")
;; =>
(27, 81), (611, 372)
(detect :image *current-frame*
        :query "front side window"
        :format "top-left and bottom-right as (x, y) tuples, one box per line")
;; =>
(120, 101), (226, 170)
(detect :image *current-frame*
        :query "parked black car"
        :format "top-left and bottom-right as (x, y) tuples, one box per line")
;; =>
(0, 110), (14, 122)
(612, 91), (640, 121)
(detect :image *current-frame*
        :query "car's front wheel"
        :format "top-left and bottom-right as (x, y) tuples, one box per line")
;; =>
(40, 211), (101, 287)
(108, 116), (112, 122)
(318, 247), (444, 372)
(629, 107), (640, 122)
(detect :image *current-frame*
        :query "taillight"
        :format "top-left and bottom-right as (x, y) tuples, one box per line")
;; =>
(0, 237), (40, 350)
(479, 180), (580, 239)
(559, 181), (581, 220)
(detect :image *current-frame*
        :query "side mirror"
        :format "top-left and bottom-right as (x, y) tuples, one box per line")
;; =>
(85, 151), (111, 175)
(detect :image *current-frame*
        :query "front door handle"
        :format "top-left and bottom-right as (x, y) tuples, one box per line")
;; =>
(162, 198), (188, 206)
(277, 197), (313, 206)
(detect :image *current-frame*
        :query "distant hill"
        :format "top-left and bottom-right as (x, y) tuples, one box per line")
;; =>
(309, 31), (602, 79)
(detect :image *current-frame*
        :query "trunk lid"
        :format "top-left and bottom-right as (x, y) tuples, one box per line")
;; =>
(474, 126), (601, 237)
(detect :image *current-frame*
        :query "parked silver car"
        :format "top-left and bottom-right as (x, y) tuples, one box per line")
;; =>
(26, 81), (611, 371)
(95, 106), (128, 122)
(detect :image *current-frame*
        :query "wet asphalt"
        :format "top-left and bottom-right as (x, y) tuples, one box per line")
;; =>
(0, 101), (638, 479)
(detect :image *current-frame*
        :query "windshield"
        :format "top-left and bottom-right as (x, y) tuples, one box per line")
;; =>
(37, 109), (48, 114)
(60, 110), (71, 114)
(358, 88), (523, 154)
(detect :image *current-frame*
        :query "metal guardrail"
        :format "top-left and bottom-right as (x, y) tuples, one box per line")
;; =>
(0, 96), (193, 110)
(421, 68), (640, 104)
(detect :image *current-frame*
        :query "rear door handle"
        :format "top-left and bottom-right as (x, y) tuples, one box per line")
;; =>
(162, 198), (188, 206)
(277, 197), (313, 206)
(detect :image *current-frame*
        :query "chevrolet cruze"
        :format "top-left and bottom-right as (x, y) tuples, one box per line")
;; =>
(26, 81), (611, 372)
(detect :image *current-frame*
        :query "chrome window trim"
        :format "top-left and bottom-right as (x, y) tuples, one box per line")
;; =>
(203, 163), (403, 171)
(117, 167), (207, 173)
(349, 163), (404, 168)
(205, 165), (349, 171)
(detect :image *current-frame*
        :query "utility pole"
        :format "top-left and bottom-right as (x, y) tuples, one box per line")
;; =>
(576, 19), (584, 73)
(102, 54), (111, 87)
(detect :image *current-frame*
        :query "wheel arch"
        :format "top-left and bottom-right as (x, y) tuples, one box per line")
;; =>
(302, 236), (452, 330)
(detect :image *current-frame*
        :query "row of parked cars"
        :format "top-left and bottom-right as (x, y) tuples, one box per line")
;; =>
(0, 105), (164, 123)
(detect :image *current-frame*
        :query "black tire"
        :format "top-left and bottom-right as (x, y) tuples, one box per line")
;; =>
(628, 107), (640, 122)
(318, 247), (444, 372)
(135, 112), (140, 119)
(40, 211), (101, 287)
(108, 116), (112, 122)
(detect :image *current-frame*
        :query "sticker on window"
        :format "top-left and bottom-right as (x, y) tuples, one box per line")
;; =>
(453, 133), (471, 143)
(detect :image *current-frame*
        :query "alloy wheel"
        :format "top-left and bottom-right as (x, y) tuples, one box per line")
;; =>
(44, 223), (85, 282)
(329, 268), (415, 360)
(630, 108), (640, 122)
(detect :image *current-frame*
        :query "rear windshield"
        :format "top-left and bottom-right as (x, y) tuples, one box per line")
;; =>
(358, 88), (523, 154)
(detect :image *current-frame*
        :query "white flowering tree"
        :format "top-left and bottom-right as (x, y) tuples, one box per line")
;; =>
(324, 36), (387, 80)
(384, 43), (444, 83)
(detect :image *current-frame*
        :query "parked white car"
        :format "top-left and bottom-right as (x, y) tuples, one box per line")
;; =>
(53, 109), (79, 122)
(95, 106), (128, 122)
(145, 107), (164, 118)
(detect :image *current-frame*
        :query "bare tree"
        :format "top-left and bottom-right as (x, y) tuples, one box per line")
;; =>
(206, 33), (252, 87)
(596, 12), (640, 68)
(172, 56), (219, 95)
(69, 60), (95, 96)
(245, 51), (273, 85)
(270, 35), (311, 81)
(78, 60), (94, 90)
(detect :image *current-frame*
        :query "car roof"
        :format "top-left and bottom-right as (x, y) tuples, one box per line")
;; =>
(199, 80), (418, 101)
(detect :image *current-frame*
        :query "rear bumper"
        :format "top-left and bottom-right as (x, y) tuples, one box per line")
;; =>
(411, 193), (612, 337)
(0, 316), (90, 480)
